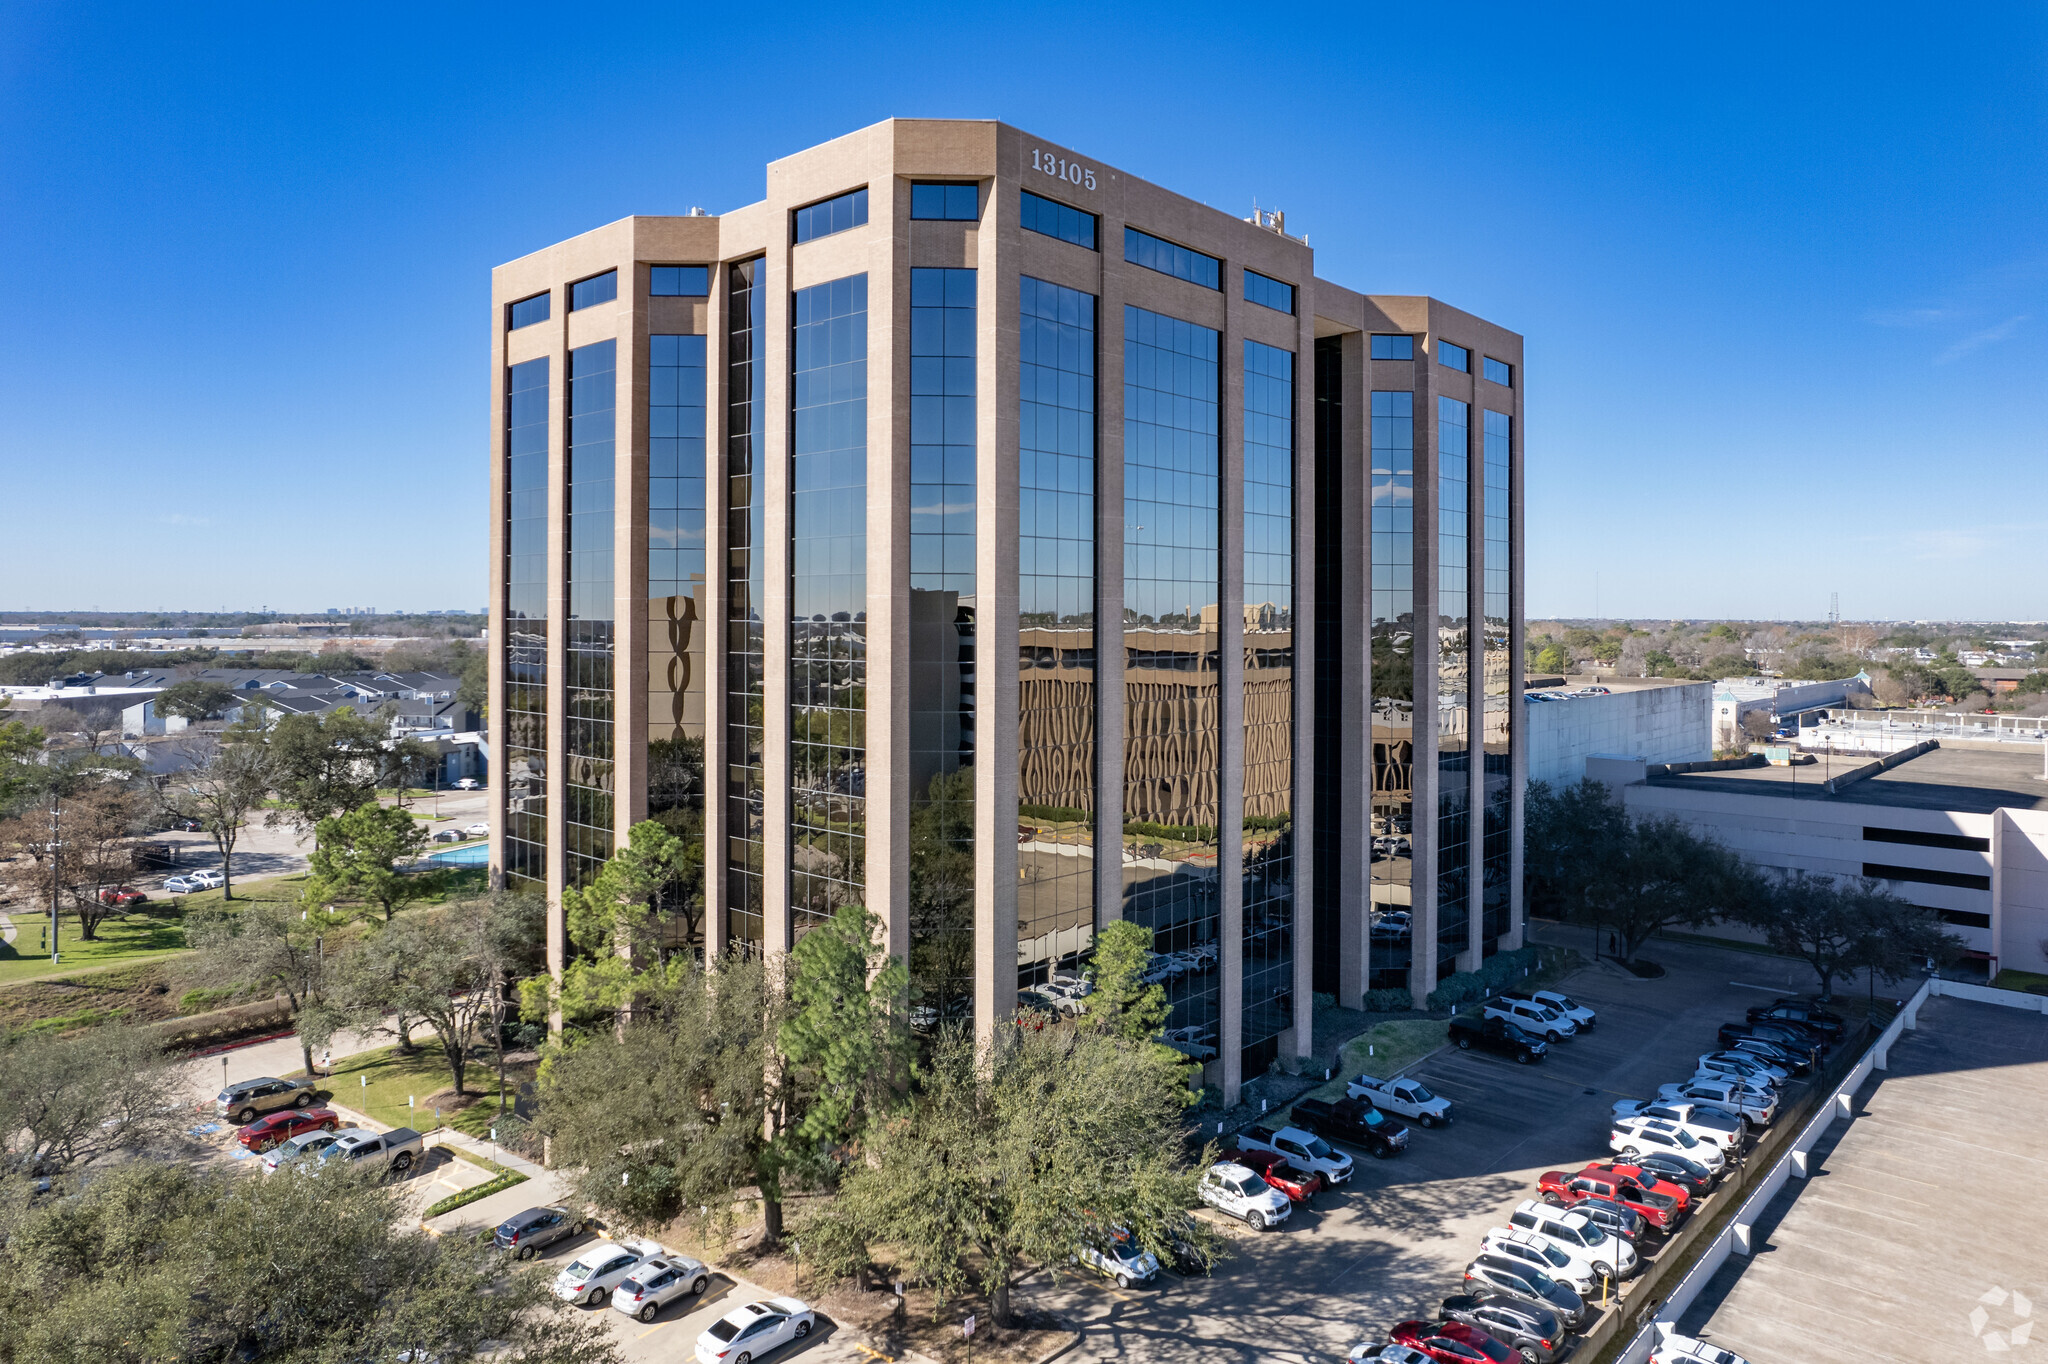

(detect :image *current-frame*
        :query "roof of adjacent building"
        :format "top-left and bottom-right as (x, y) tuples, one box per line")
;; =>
(1649, 743), (2048, 814)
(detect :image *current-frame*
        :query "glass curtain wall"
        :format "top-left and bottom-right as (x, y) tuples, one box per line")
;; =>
(1369, 390), (1416, 990)
(565, 339), (617, 889)
(908, 267), (978, 1024)
(789, 274), (869, 939)
(504, 356), (550, 890)
(647, 333), (707, 947)
(1241, 339), (1295, 1076)
(1435, 395), (1471, 975)
(1017, 277), (1098, 991)
(1122, 304), (1221, 1055)
(726, 262), (767, 949)
(1481, 409), (1513, 950)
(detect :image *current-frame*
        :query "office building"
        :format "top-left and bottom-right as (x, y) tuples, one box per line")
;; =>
(487, 119), (1525, 1101)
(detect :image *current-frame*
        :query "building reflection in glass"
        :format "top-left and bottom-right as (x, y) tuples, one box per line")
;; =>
(647, 332), (707, 951)
(1481, 409), (1513, 949)
(725, 261), (767, 950)
(504, 355), (550, 891)
(1369, 388), (1415, 990)
(1121, 305), (1221, 1055)
(1435, 395), (1471, 977)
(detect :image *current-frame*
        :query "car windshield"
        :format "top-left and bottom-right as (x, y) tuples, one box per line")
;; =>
(1524, 1266), (1558, 1294)
(1669, 1128), (1698, 1148)
(1533, 1241), (1568, 1267)
(1406, 1083), (1435, 1103)
(1470, 1334), (1513, 1363)
(1359, 1107), (1388, 1128)
(1549, 995), (1580, 1010)
(565, 1257), (602, 1277)
(1300, 1135), (1336, 1160)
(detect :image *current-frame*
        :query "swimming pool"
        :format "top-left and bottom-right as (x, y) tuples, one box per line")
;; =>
(423, 841), (490, 866)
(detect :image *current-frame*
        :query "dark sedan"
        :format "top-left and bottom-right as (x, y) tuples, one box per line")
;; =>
(1630, 1150), (1718, 1198)
(1440, 1294), (1565, 1364)
(1717, 1021), (1822, 1062)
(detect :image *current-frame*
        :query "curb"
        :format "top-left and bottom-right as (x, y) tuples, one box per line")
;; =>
(1027, 1331), (1083, 1364)
(185, 1027), (298, 1058)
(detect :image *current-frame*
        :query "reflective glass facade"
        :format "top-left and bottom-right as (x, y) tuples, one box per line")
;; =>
(794, 188), (869, 243)
(565, 339), (617, 889)
(648, 333), (707, 944)
(1122, 304), (1221, 1052)
(1017, 277), (1098, 990)
(509, 293), (550, 330)
(652, 266), (709, 296)
(1370, 334), (1414, 361)
(1481, 409), (1513, 951)
(911, 184), (980, 220)
(725, 261), (767, 949)
(1438, 340), (1469, 372)
(504, 356), (549, 890)
(909, 267), (977, 1024)
(1243, 270), (1295, 315)
(1310, 337), (1343, 997)
(571, 271), (617, 311)
(1435, 395), (1471, 972)
(1483, 356), (1513, 387)
(789, 273), (869, 939)
(1241, 339), (1294, 1076)
(1369, 390), (1416, 988)
(1124, 228), (1221, 289)
(1020, 190), (1097, 250)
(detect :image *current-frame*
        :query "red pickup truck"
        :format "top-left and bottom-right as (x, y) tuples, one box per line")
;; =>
(1537, 1162), (1688, 1230)
(1233, 1148), (1325, 1204)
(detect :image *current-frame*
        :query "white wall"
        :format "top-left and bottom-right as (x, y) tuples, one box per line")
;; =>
(1995, 809), (2048, 974)
(1526, 683), (1711, 787)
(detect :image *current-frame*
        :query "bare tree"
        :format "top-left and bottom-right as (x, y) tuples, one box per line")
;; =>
(163, 725), (273, 900)
(48, 698), (128, 757)
(1740, 710), (1778, 745)
(0, 1023), (181, 1172)
(183, 895), (339, 1078)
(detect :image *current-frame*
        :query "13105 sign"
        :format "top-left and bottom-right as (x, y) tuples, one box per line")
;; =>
(1032, 148), (1096, 191)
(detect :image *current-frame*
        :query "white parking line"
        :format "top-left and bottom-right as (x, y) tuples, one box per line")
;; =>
(637, 1321), (670, 1339)
(1729, 981), (1790, 993)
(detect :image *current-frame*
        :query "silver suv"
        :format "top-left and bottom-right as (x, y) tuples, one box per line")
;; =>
(216, 1076), (316, 1124)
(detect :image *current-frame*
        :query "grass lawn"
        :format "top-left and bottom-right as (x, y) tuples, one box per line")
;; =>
(1291, 1018), (1450, 1108)
(0, 904), (191, 985)
(1993, 969), (2048, 996)
(316, 1041), (521, 1133)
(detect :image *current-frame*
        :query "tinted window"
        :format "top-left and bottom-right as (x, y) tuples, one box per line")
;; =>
(1020, 189), (1097, 249)
(570, 271), (617, 311)
(509, 292), (550, 329)
(911, 183), (979, 220)
(1244, 269), (1295, 314)
(651, 266), (709, 296)
(1371, 334), (1413, 360)
(1439, 340), (1469, 372)
(708, 1321), (740, 1342)
(794, 187), (868, 242)
(1124, 226), (1220, 288)
(1483, 356), (1513, 386)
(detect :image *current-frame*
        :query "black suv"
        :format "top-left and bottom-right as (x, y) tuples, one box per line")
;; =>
(1745, 1000), (1846, 1041)
(1289, 1096), (1409, 1158)
(1450, 1013), (1548, 1064)
(494, 1206), (587, 1259)
(1440, 1294), (1564, 1363)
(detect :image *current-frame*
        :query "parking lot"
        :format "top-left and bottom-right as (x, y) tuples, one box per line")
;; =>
(1031, 934), (1832, 1363)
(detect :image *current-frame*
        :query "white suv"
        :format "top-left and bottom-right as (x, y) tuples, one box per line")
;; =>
(1478, 1227), (1599, 1295)
(1198, 1161), (1292, 1230)
(1610, 1117), (1727, 1174)
(1529, 989), (1596, 1029)
(1697, 1052), (1787, 1087)
(1506, 1199), (1637, 1279)
(1483, 997), (1576, 1042)
(610, 1253), (712, 1323)
(1659, 1079), (1776, 1126)
(1610, 1100), (1745, 1152)
(552, 1238), (662, 1307)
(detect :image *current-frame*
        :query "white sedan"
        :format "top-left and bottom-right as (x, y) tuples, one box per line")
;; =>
(1650, 1332), (1752, 1364)
(1611, 1100), (1745, 1151)
(464, 822), (489, 836)
(695, 1296), (817, 1364)
(551, 1237), (661, 1307)
(163, 869), (225, 893)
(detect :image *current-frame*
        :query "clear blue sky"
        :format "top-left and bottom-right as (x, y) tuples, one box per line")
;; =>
(3, 3), (2043, 620)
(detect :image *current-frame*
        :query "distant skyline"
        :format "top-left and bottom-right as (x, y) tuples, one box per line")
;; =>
(2, 3), (2043, 618)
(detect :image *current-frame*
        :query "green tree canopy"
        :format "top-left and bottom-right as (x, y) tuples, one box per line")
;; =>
(777, 901), (911, 1170)
(306, 800), (432, 922)
(154, 679), (239, 722)
(1080, 919), (1172, 1045)
(539, 820), (699, 1025)
(265, 707), (388, 838)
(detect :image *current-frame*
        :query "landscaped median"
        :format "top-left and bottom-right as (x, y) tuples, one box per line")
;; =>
(424, 1167), (528, 1218)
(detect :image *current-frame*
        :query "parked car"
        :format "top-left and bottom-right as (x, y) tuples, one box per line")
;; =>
(553, 1237), (662, 1306)
(1461, 1254), (1590, 1328)
(1537, 1164), (1685, 1231)
(1746, 1000), (1845, 1040)
(1348, 1073), (1454, 1127)
(237, 1107), (340, 1153)
(1233, 1148), (1324, 1204)
(1547, 1193), (1648, 1245)
(1197, 1160), (1292, 1230)
(496, 1205), (589, 1258)
(1160, 1213), (1211, 1276)
(1609, 1100), (1745, 1152)
(96, 885), (148, 907)
(1506, 1199), (1637, 1278)
(215, 1076), (317, 1124)
(431, 828), (463, 843)
(455, 777), (480, 790)
(163, 872), (213, 894)
(1440, 1293), (1565, 1363)
(1658, 1079), (1777, 1126)
(1352, 1348), (1434, 1364)
(1449, 1013), (1548, 1064)
(1723, 1035), (1813, 1075)
(1717, 1020), (1823, 1061)
(1696, 1051), (1788, 1087)
(1609, 1117), (1726, 1175)
(261, 1129), (342, 1173)
(1076, 1228), (1159, 1288)
(317, 1127), (422, 1176)
(611, 1253), (712, 1322)
(1479, 1228), (1600, 1295)
(1390, 1319), (1519, 1364)
(1649, 1332), (1753, 1364)
(1289, 1095), (1410, 1158)
(1629, 1151), (1719, 1199)
(1525, 989), (1596, 1029)
(1482, 997), (1576, 1042)
(1232, 1124), (1354, 1186)
(693, 1296), (817, 1364)
(464, 821), (490, 836)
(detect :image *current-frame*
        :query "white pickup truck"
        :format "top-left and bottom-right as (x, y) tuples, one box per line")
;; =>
(1345, 1074), (1453, 1128)
(317, 1127), (424, 1175)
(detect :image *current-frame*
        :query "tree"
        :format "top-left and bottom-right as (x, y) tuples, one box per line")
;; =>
(532, 956), (780, 1236)
(536, 821), (700, 1025)
(49, 697), (127, 757)
(184, 896), (341, 1078)
(1742, 874), (1960, 1000)
(163, 724), (273, 900)
(0, 697), (44, 808)
(154, 679), (239, 722)
(1080, 919), (1171, 1044)
(264, 706), (388, 840)
(1522, 778), (1628, 922)
(806, 1022), (1212, 1327)
(1703, 652), (1755, 677)
(306, 800), (432, 922)
(0, 1024), (180, 1173)
(0, 1160), (621, 1364)
(1530, 641), (1571, 675)
(777, 901), (912, 1169)
(382, 733), (437, 803)
(1740, 710), (1778, 744)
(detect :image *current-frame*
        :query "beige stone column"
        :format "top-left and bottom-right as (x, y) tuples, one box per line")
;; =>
(867, 194), (910, 973)
(701, 263), (731, 962)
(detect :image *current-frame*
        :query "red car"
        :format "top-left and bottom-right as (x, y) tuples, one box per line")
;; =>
(1390, 1319), (1517, 1364)
(1537, 1162), (1688, 1230)
(1234, 1148), (1325, 1204)
(238, 1107), (340, 1153)
(97, 886), (149, 907)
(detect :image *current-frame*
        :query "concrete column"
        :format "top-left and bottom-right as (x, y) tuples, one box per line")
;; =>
(759, 248), (793, 955)
(701, 265), (731, 962)
(976, 183), (1021, 1041)
(486, 290), (512, 900)
(1733, 1222), (1753, 1255)
(867, 203), (909, 972)
(1792, 1148), (1810, 1178)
